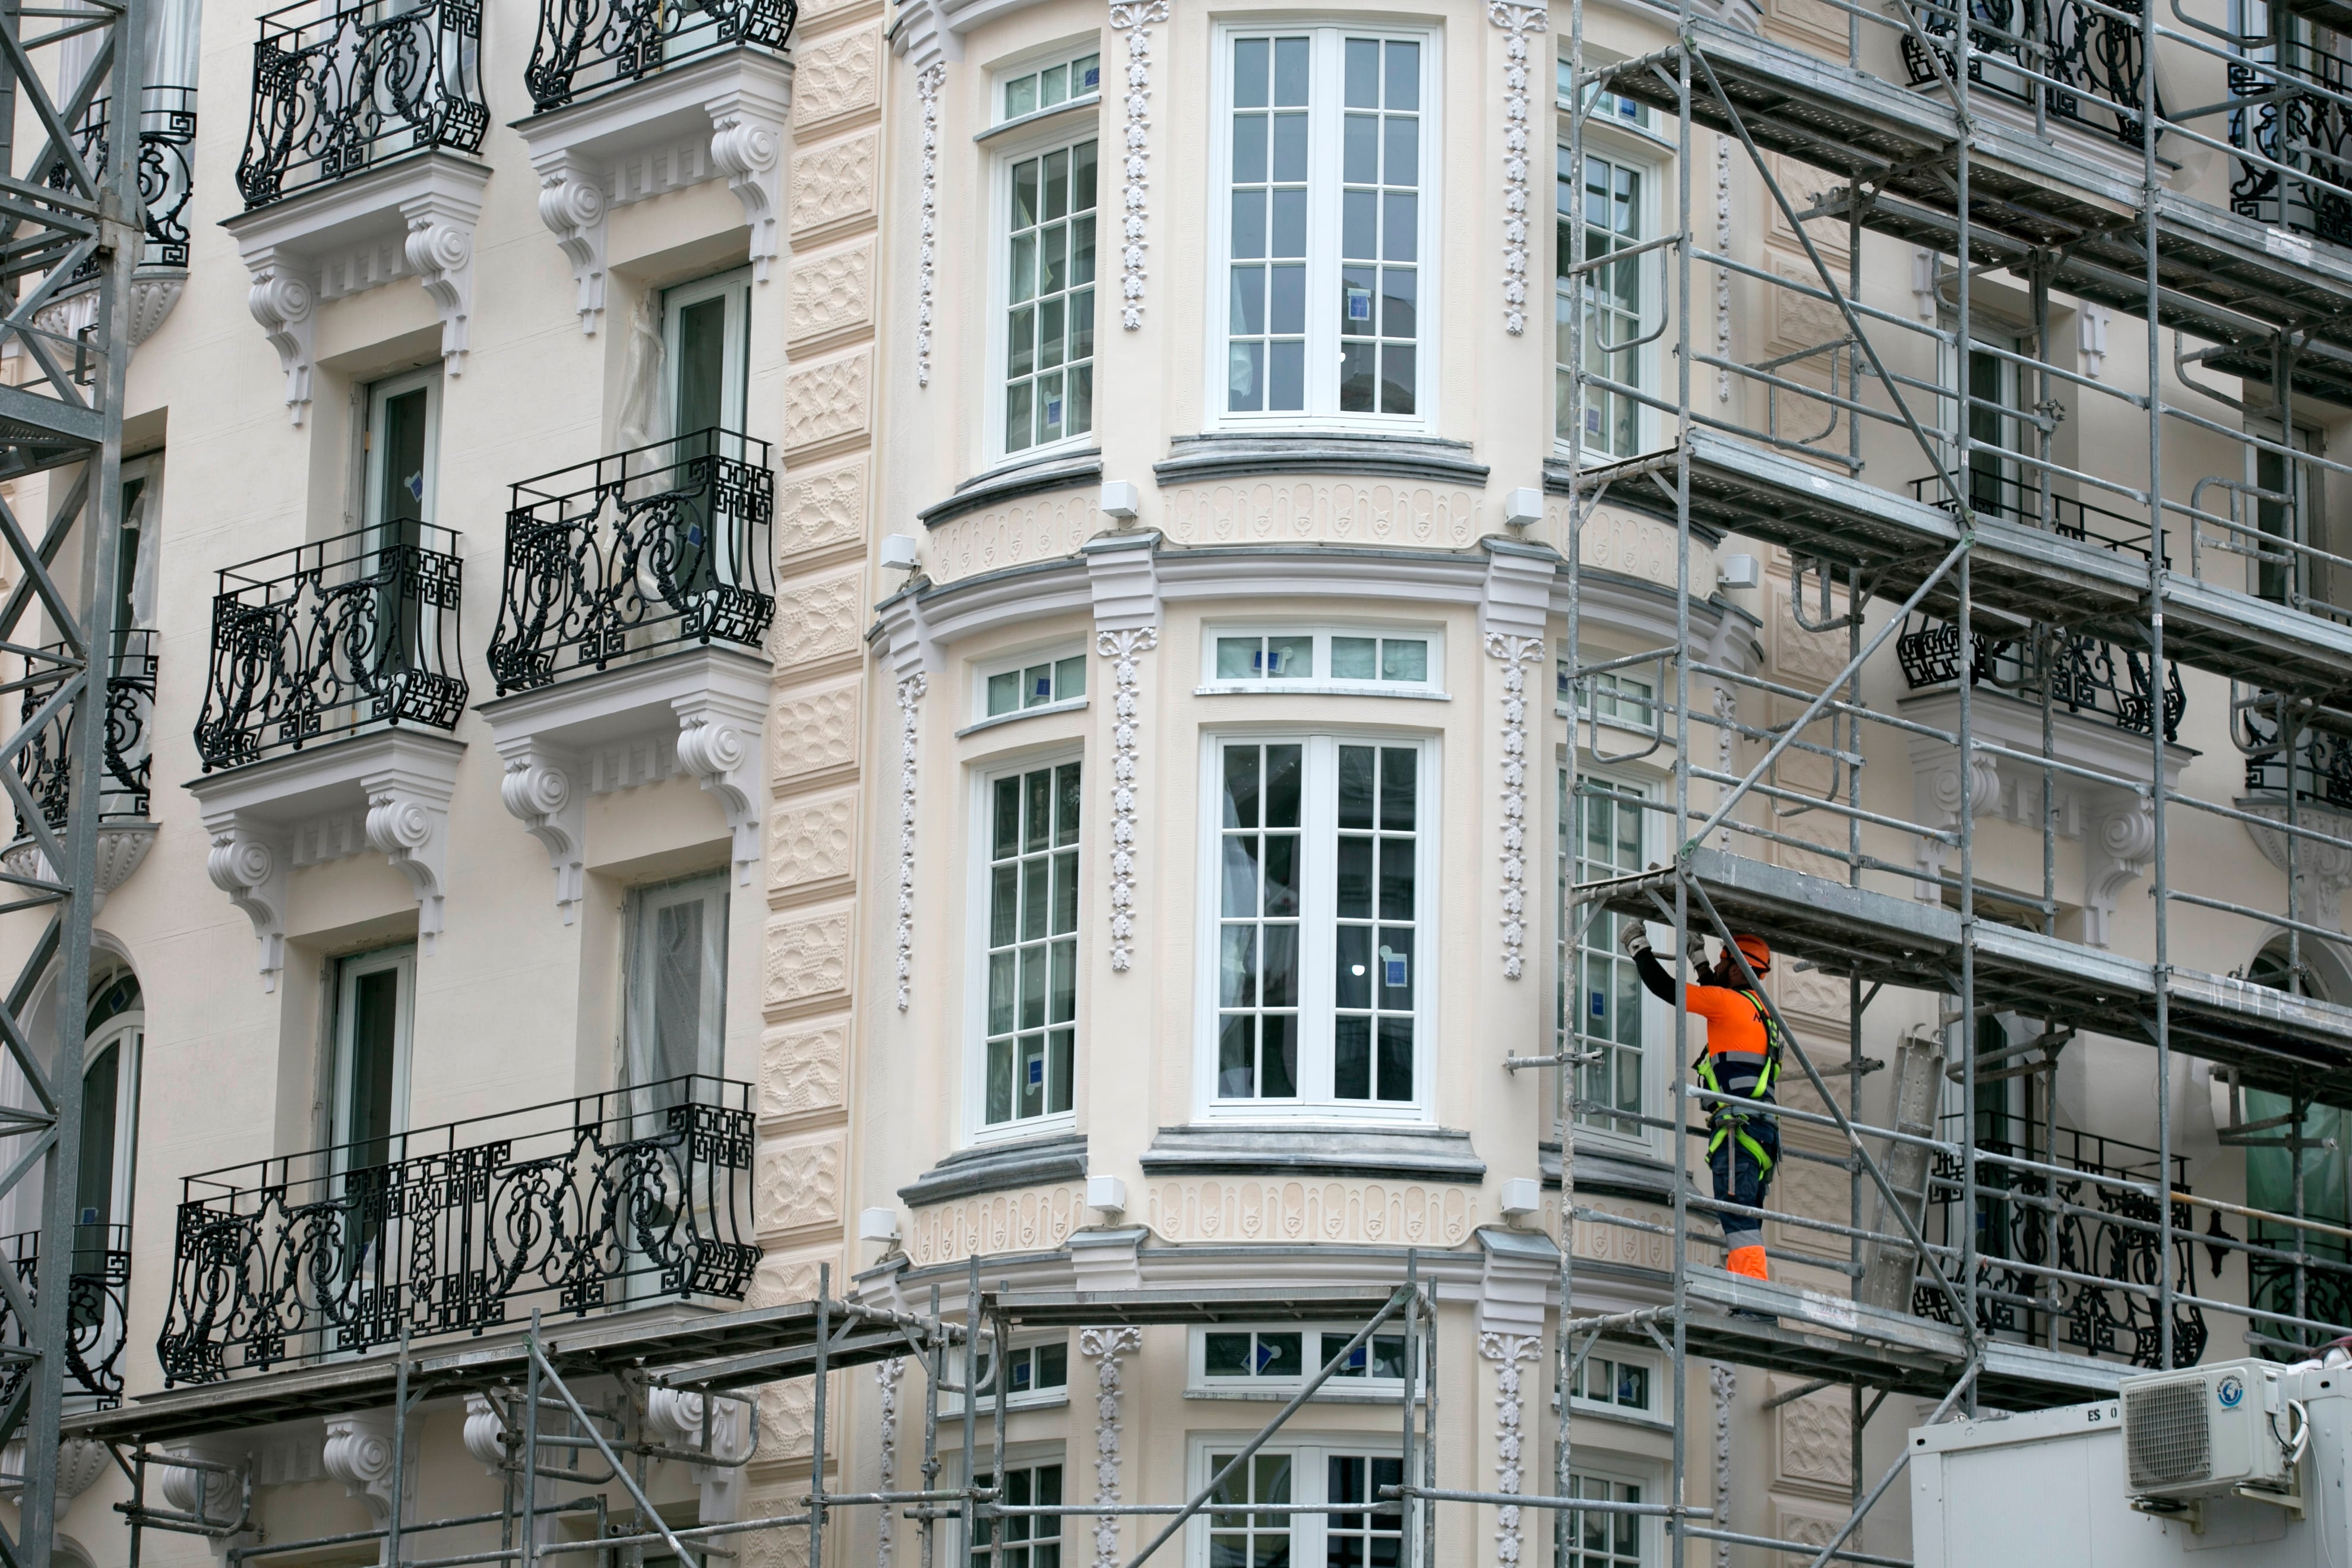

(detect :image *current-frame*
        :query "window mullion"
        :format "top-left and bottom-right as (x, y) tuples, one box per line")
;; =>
(1307, 29), (1342, 417)
(1298, 736), (1339, 1104)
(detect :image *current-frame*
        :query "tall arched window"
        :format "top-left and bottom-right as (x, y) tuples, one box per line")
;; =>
(2243, 936), (2351, 1355)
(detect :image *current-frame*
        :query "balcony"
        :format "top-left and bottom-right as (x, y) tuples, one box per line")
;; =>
(526, 0), (796, 113)
(1895, 617), (2185, 743)
(2235, 700), (2352, 931)
(2229, 42), (2352, 248)
(156, 1076), (757, 1386)
(0, 1225), (131, 1406)
(31, 90), (198, 349)
(1912, 1122), (2206, 1371)
(4, 631), (158, 900)
(188, 527), (468, 989)
(480, 433), (774, 913)
(1899, 0), (2154, 150)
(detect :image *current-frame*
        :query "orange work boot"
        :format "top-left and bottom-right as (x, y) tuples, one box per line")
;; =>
(1727, 1244), (1769, 1281)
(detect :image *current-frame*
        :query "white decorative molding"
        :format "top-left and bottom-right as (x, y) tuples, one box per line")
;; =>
(1107, 0), (1169, 330)
(1488, 2), (1546, 334)
(2080, 303), (2111, 379)
(30, 271), (188, 356)
(1711, 1363), (1735, 1568)
(1097, 627), (1157, 972)
(913, 64), (946, 384)
(0, 1437), (110, 1501)
(223, 154), (490, 423)
(516, 52), (795, 334)
(2084, 794), (2157, 949)
(480, 648), (773, 915)
(1911, 247), (1940, 321)
(875, 1358), (906, 1567)
(160, 1444), (251, 1556)
(1715, 140), (1733, 402)
(894, 673), (927, 1010)
(2241, 796), (2352, 935)
(3, 820), (157, 912)
(462, 1393), (508, 1472)
(1487, 633), (1545, 978)
(1079, 1326), (1144, 1568)
(191, 730), (467, 987)
(323, 1411), (413, 1563)
(644, 1386), (748, 1522)
(1479, 1333), (1541, 1566)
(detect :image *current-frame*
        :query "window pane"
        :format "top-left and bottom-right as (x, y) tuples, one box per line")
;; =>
(1382, 639), (1427, 681)
(1005, 141), (1098, 452)
(1333, 636), (1378, 679)
(982, 764), (1081, 1125)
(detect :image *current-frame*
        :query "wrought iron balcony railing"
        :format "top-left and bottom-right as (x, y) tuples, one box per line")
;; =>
(236, 0), (488, 210)
(2230, 42), (2352, 248)
(1914, 1121), (2206, 1370)
(0, 1224), (131, 1408)
(525, 0), (796, 113)
(1896, 615), (2185, 742)
(1899, 0), (2153, 146)
(45, 91), (195, 272)
(157, 1075), (758, 1386)
(1908, 470), (2155, 558)
(12, 630), (156, 842)
(194, 523), (467, 772)
(488, 429), (776, 697)
(2240, 699), (2352, 808)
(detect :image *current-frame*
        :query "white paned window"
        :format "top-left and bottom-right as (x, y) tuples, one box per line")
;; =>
(1557, 138), (1654, 457)
(979, 761), (1081, 1128)
(1203, 627), (1441, 693)
(946, 1338), (1071, 1413)
(1198, 1446), (1404, 1566)
(1565, 1474), (1648, 1567)
(1206, 738), (1430, 1114)
(1561, 58), (1652, 129)
(1559, 776), (1652, 1142)
(1569, 1353), (1656, 1415)
(1218, 29), (1433, 424)
(984, 650), (1089, 717)
(971, 1461), (1063, 1567)
(1557, 646), (1656, 727)
(1001, 48), (1101, 121)
(1000, 138), (1099, 457)
(1193, 1325), (1411, 1392)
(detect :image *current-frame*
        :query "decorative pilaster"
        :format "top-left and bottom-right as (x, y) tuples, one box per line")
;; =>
(914, 64), (946, 385)
(1079, 1326), (1143, 1568)
(894, 674), (927, 1010)
(1478, 1332), (1541, 1565)
(1488, 3), (1546, 335)
(1486, 633), (1545, 978)
(875, 1358), (906, 1566)
(1097, 627), (1157, 972)
(1107, 0), (1169, 330)
(1710, 1364), (1735, 1568)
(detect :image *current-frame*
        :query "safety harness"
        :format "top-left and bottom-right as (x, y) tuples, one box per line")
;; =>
(1692, 987), (1786, 1172)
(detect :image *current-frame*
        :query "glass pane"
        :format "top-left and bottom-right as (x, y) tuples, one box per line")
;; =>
(674, 296), (728, 439)
(376, 386), (430, 528)
(1382, 639), (1428, 681)
(1332, 636), (1377, 679)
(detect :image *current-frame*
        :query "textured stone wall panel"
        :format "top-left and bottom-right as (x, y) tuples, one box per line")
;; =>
(790, 27), (881, 128)
(753, 1374), (838, 1462)
(780, 351), (872, 457)
(749, 1249), (839, 1308)
(771, 677), (862, 785)
(767, 791), (856, 894)
(761, 1019), (848, 1119)
(764, 907), (852, 1009)
(773, 566), (864, 667)
(790, 132), (879, 236)
(758, 1130), (846, 1234)
(774, 458), (868, 564)
(787, 238), (875, 345)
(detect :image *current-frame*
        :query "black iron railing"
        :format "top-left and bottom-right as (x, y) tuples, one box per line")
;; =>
(2231, 42), (2352, 248)
(2248, 1245), (2352, 1356)
(194, 524), (467, 772)
(526, 0), (795, 113)
(1915, 1121), (2206, 1370)
(157, 1076), (758, 1385)
(0, 1225), (131, 1407)
(1896, 615), (2185, 742)
(45, 91), (196, 272)
(488, 430), (775, 696)
(1900, 0), (2153, 146)
(2240, 700), (2352, 807)
(13, 630), (156, 840)
(236, 0), (488, 210)
(1908, 471), (2155, 558)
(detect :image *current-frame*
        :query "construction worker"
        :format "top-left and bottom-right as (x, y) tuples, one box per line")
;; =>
(1617, 925), (1785, 1283)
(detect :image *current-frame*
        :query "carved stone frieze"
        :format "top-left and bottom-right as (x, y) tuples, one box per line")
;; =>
(761, 1020), (848, 1121)
(1098, 628), (1157, 971)
(757, 1130), (846, 1235)
(774, 567), (867, 666)
(927, 489), (1100, 583)
(766, 791), (856, 897)
(1079, 1326), (1144, 1567)
(780, 350), (874, 458)
(1145, 1179), (1474, 1246)
(903, 1184), (1086, 1266)
(1161, 481), (1482, 548)
(771, 678), (862, 782)
(791, 26), (881, 128)
(774, 457), (869, 562)
(791, 132), (880, 236)
(788, 237), (875, 346)
(1107, 0), (1169, 328)
(764, 907), (853, 1012)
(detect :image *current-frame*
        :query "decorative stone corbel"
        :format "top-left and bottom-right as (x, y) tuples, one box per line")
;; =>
(2083, 792), (2156, 949)
(674, 686), (765, 883)
(532, 151), (609, 336)
(496, 739), (587, 922)
(159, 1444), (251, 1557)
(2, 820), (157, 912)
(323, 1411), (413, 1560)
(707, 87), (787, 283)
(361, 760), (457, 953)
(2240, 796), (2352, 937)
(203, 819), (289, 992)
(401, 191), (480, 376)
(644, 1387), (748, 1523)
(461, 1393), (509, 1473)
(245, 248), (320, 425)
(1912, 751), (2000, 900)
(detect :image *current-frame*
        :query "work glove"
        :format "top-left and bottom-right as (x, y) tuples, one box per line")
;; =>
(1618, 922), (1652, 960)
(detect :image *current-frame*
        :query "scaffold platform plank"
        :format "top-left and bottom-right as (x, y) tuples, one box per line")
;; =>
(1588, 427), (2352, 703)
(1673, 1270), (2126, 1409)
(1591, 848), (2352, 1103)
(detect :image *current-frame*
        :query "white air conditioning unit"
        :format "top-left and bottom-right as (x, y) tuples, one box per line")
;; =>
(2118, 1358), (2296, 1501)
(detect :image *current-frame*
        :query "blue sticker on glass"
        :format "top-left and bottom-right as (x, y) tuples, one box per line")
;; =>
(1348, 288), (1373, 321)
(1047, 397), (1063, 425)
(1028, 1058), (1044, 1086)
(1383, 954), (1407, 987)
(1591, 990), (1606, 1018)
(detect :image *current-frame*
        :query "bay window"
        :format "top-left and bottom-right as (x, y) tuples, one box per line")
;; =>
(1216, 27), (1433, 425)
(1203, 736), (1431, 1115)
(974, 759), (1082, 1133)
(1196, 1444), (1405, 1566)
(1556, 134), (1656, 457)
(998, 136), (1099, 458)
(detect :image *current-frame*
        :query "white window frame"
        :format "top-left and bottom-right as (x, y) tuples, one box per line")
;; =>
(987, 121), (1102, 468)
(1205, 22), (1442, 435)
(972, 642), (1092, 725)
(965, 748), (1085, 1145)
(663, 268), (753, 441)
(1194, 731), (1438, 1123)
(330, 944), (415, 1177)
(1555, 642), (1660, 734)
(363, 366), (441, 530)
(1185, 1435), (1413, 1567)
(1557, 765), (1670, 1159)
(1198, 623), (1447, 697)
(993, 39), (1104, 126)
(1561, 1454), (1667, 1567)
(621, 871), (731, 1092)
(954, 1445), (1070, 1564)
(942, 1333), (1074, 1415)
(1554, 109), (1666, 461)
(1567, 1348), (1664, 1425)
(1184, 1322), (1418, 1401)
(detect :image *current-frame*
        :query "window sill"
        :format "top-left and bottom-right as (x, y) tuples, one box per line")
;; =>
(1565, 1404), (1674, 1435)
(921, 448), (1104, 530)
(957, 697), (1090, 738)
(1197, 682), (1449, 701)
(976, 93), (1104, 144)
(1155, 433), (1489, 489)
(899, 1128), (1087, 1207)
(1539, 1142), (1674, 1205)
(1185, 1387), (1416, 1405)
(1142, 1124), (1484, 1183)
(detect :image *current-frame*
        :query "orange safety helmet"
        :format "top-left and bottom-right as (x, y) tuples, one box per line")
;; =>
(1731, 934), (1772, 974)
